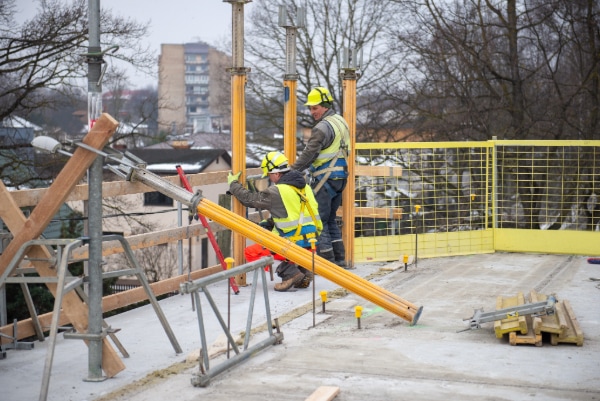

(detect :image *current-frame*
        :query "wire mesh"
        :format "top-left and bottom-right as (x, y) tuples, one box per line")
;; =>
(495, 143), (600, 231)
(353, 142), (493, 261)
(351, 141), (600, 262)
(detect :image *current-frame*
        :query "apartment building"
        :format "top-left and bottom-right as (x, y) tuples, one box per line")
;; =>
(158, 42), (230, 136)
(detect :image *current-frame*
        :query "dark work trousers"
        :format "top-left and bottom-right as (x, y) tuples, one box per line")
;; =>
(276, 258), (311, 280)
(313, 178), (346, 255)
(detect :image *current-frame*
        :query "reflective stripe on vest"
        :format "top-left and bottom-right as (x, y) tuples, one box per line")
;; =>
(312, 114), (350, 168)
(273, 185), (322, 237)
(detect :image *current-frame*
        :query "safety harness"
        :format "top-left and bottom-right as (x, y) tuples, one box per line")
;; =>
(287, 186), (321, 243)
(311, 114), (350, 194)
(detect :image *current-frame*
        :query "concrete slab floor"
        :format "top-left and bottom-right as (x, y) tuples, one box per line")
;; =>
(1, 253), (599, 401)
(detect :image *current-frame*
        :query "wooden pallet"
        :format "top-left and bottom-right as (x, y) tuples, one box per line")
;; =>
(550, 299), (584, 346)
(529, 290), (566, 336)
(504, 290), (584, 347)
(509, 315), (542, 346)
(494, 292), (528, 338)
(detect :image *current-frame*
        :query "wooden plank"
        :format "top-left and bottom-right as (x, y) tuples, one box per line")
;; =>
(305, 386), (340, 401)
(529, 291), (565, 336)
(529, 290), (544, 335)
(1, 266), (223, 344)
(337, 207), (402, 219)
(554, 301), (570, 338)
(70, 224), (214, 260)
(509, 316), (542, 346)
(68, 210), (259, 261)
(0, 114), (125, 378)
(550, 300), (584, 346)
(101, 265), (222, 312)
(9, 167), (263, 207)
(355, 165), (403, 177)
(494, 292), (528, 338)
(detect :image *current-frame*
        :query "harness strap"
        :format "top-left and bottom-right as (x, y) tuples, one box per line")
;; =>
(312, 156), (338, 193)
(287, 231), (317, 242)
(290, 186), (320, 237)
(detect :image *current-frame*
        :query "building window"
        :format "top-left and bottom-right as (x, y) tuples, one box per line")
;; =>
(144, 191), (173, 207)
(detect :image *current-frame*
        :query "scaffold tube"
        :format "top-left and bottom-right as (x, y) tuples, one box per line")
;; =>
(196, 198), (422, 325)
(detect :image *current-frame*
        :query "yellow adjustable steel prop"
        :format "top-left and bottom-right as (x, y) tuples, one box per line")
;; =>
(195, 198), (423, 325)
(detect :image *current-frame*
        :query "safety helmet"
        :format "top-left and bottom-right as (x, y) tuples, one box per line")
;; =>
(261, 151), (290, 177)
(305, 87), (334, 106)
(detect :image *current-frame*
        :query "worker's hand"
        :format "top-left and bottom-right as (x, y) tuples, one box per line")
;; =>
(188, 208), (198, 223)
(258, 217), (275, 231)
(228, 171), (242, 185)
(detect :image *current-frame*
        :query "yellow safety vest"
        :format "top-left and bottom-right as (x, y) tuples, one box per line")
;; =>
(273, 185), (323, 243)
(312, 114), (350, 169)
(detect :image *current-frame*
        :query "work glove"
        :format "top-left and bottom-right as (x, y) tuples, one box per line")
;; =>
(187, 208), (198, 224)
(258, 217), (275, 231)
(228, 171), (242, 185)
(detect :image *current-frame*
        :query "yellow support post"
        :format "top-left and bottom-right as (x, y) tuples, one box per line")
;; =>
(283, 79), (297, 164)
(195, 197), (423, 325)
(279, 6), (304, 163)
(341, 69), (357, 269)
(227, 0), (250, 283)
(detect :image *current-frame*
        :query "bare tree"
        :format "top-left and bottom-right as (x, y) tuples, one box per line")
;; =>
(244, 0), (405, 141)
(0, 0), (156, 188)
(387, 0), (600, 140)
(0, 0), (153, 122)
(102, 67), (159, 147)
(106, 224), (179, 283)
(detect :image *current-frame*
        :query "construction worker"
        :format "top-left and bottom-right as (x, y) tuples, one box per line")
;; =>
(291, 87), (351, 268)
(228, 151), (323, 292)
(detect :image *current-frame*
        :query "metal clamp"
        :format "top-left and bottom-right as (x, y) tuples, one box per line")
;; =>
(461, 295), (556, 332)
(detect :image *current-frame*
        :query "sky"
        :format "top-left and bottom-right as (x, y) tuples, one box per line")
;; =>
(16, 0), (255, 88)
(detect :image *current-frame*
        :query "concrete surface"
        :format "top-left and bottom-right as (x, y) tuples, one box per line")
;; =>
(2, 253), (599, 401)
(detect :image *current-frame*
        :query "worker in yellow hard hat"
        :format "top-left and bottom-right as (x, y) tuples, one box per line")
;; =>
(290, 87), (351, 269)
(227, 151), (323, 291)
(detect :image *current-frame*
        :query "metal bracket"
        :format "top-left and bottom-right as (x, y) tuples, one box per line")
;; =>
(0, 319), (35, 359)
(179, 256), (282, 387)
(63, 326), (120, 341)
(461, 295), (556, 332)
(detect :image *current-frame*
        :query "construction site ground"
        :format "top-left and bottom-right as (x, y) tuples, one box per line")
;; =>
(2, 252), (599, 401)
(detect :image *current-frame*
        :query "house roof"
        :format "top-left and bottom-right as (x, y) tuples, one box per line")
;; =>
(0, 115), (42, 131)
(143, 133), (278, 168)
(125, 148), (231, 174)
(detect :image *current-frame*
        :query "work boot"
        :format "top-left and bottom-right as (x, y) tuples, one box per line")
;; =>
(332, 241), (347, 268)
(274, 272), (304, 292)
(294, 270), (313, 288)
(318, 249), (335, 263)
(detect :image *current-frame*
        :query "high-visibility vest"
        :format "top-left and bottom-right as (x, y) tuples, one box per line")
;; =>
(273, 184), (322, 248)
(310, 114), (350, 181)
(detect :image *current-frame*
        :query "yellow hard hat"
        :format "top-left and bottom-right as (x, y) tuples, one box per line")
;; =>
(305, 87), (334, 106)
(261, 151), (290, 177)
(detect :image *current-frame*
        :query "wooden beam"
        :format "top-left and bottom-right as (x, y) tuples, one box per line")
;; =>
(9, 167), (263, 208)
(494, 292), (528, 339)
(355, 165), (402, 177)
(0, 113), (125, 377)
(305, 386), (340, 401)
(101, 265), (222, 312)
(337, 207), (402, 219)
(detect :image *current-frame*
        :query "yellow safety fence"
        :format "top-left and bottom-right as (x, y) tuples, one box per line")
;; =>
(353, 140), (600, 262)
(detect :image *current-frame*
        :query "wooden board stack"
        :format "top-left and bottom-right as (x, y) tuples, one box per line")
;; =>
(495, 290), (583, 347)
